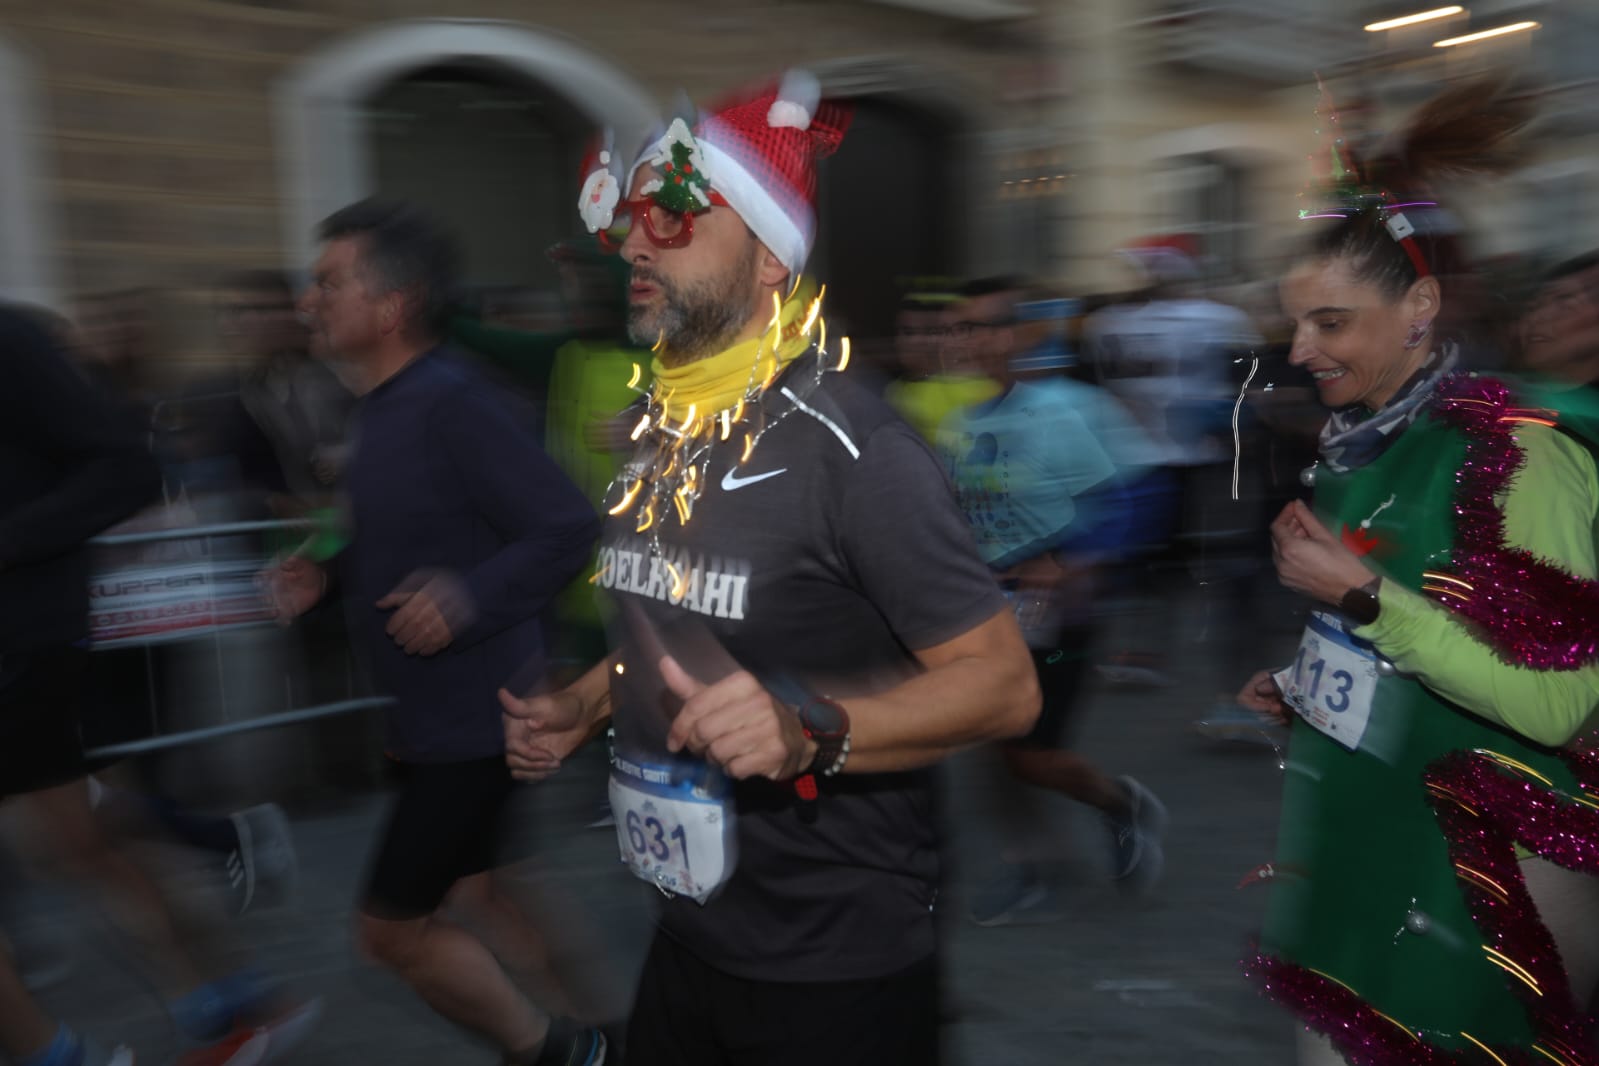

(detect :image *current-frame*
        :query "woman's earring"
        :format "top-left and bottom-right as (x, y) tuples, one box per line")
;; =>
(1403, 321), (1432, 351)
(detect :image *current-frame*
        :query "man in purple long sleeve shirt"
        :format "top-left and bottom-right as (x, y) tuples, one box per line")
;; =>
(269, 201), (606, 1065)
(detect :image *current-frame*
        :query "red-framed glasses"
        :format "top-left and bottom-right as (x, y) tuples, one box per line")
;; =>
(597, 190), (730, 252)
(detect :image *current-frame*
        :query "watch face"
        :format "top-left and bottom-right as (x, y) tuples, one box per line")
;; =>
(1342, 588), (1380, 625)
(800, 698), (846, 737)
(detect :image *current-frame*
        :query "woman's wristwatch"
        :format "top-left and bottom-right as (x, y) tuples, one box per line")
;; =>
(1340, 576), (1383, 626)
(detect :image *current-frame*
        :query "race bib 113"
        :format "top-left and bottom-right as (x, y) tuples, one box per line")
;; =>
(1275, 611), (1380, 752)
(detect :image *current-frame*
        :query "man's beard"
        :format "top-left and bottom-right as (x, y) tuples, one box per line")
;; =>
(628, 245), (758, 364)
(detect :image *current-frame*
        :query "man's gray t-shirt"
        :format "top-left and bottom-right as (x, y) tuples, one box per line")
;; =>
(596, 351), (1006, 982)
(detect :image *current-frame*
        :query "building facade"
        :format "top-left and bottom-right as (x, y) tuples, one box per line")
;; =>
(0, 0), (1591, 355)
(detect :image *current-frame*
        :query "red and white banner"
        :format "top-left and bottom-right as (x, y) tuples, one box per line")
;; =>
(89, 558), (274, 647)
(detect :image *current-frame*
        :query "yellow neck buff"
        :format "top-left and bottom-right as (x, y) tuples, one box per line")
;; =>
(649, 277), (821, 416)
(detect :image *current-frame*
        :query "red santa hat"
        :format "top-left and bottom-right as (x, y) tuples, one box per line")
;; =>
(693, 70), (852, 276)
(1117, 233), (1203, 284)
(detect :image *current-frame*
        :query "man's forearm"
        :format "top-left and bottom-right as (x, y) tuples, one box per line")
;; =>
(835, 639), (1040, 774)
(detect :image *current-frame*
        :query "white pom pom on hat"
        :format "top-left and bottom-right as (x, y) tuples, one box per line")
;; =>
(767, 69), (820, 131)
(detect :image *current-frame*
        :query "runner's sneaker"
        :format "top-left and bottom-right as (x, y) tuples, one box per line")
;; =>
(968, 864), (1057, 927)
(177, 999), (322, 1066)
(521, 1017), (606, 1065)
(1103, 776), (1168, 893)
(256, 998), (323, 1063)
(80, 1036), (137, 1066)
(226, 805), (298, 915)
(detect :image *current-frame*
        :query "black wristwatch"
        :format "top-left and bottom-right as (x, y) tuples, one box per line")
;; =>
(797, 697), (851, 777)
(1340, 576), (1382, 626)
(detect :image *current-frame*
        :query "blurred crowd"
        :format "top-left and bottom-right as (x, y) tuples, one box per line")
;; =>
(2, 61), (1599, 1066)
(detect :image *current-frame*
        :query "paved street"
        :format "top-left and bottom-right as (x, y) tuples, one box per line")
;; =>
(16, 584), (1307, 1065)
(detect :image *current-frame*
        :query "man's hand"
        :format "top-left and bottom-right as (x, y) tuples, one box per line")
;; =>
(499, 687), (591, 782)
(662, 657), (816, 782)
(1270, 500), (1376, 608)
(1237, 668), (1290, 726)
(260, 555), (326, 623)
(376, 570), (475, 655)
(311, 443), (348, 485)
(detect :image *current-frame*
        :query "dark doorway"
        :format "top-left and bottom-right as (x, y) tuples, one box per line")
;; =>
(364, 63), (589, 293)
(813, 96), (961, 344)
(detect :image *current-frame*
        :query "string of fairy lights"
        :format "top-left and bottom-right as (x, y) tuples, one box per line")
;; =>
(594, 281), (850, 598)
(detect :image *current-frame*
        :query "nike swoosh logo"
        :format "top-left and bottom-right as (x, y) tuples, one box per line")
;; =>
(721, 466), (788, 491)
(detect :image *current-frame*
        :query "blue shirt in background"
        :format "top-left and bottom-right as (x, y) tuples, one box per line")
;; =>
(937, 377), (1120, 570)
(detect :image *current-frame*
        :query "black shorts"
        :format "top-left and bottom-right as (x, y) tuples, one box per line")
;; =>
(0, 645), (89, 798)
(362, 755), (521, 920)
(1009, 629), (1095, 751)
(625, 932), (939, 1066)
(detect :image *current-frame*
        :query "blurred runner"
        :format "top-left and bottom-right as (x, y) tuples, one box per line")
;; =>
(0, 304), (318, 1066)
(884, 289), (999, 443)
(1520, 250), (1599, 394)
(270, 200), (607, 1065)
(1082, 238), (1263, 687)
(938, 280), (1168, 924)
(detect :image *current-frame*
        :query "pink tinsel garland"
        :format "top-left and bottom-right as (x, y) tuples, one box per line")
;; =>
(1425, 375), (1599, 670)
(1246, 746), (1599, 1064)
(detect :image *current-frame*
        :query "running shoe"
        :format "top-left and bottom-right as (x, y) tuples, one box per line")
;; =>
(81, 1037), (136, 1066)
(526, 1017), (607, 1065)
(1103, 776), (1168, 893)
(256, 998), (323, 1063)
(226, 805), (298, 915)
(179, 998), (322, 1066)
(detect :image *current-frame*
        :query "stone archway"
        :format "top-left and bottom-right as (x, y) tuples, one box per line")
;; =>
(273, 19), (657, 276)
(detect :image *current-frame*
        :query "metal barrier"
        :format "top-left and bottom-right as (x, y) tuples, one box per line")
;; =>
(83, 518), (391, 760)
(86, 697), (391, 760)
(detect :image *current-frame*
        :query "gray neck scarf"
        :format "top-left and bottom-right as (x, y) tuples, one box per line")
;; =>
(1318, 343), (1460, 473)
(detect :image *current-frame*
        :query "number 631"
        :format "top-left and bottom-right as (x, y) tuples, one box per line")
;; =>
(625, 809), (690, 870)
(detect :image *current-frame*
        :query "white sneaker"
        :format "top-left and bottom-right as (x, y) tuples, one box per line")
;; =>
(257, 998), (323, 1064)
(1104, 776), (1169, 894)
(83, 1040), (137, 1066)
(227, 805), (298, 914)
